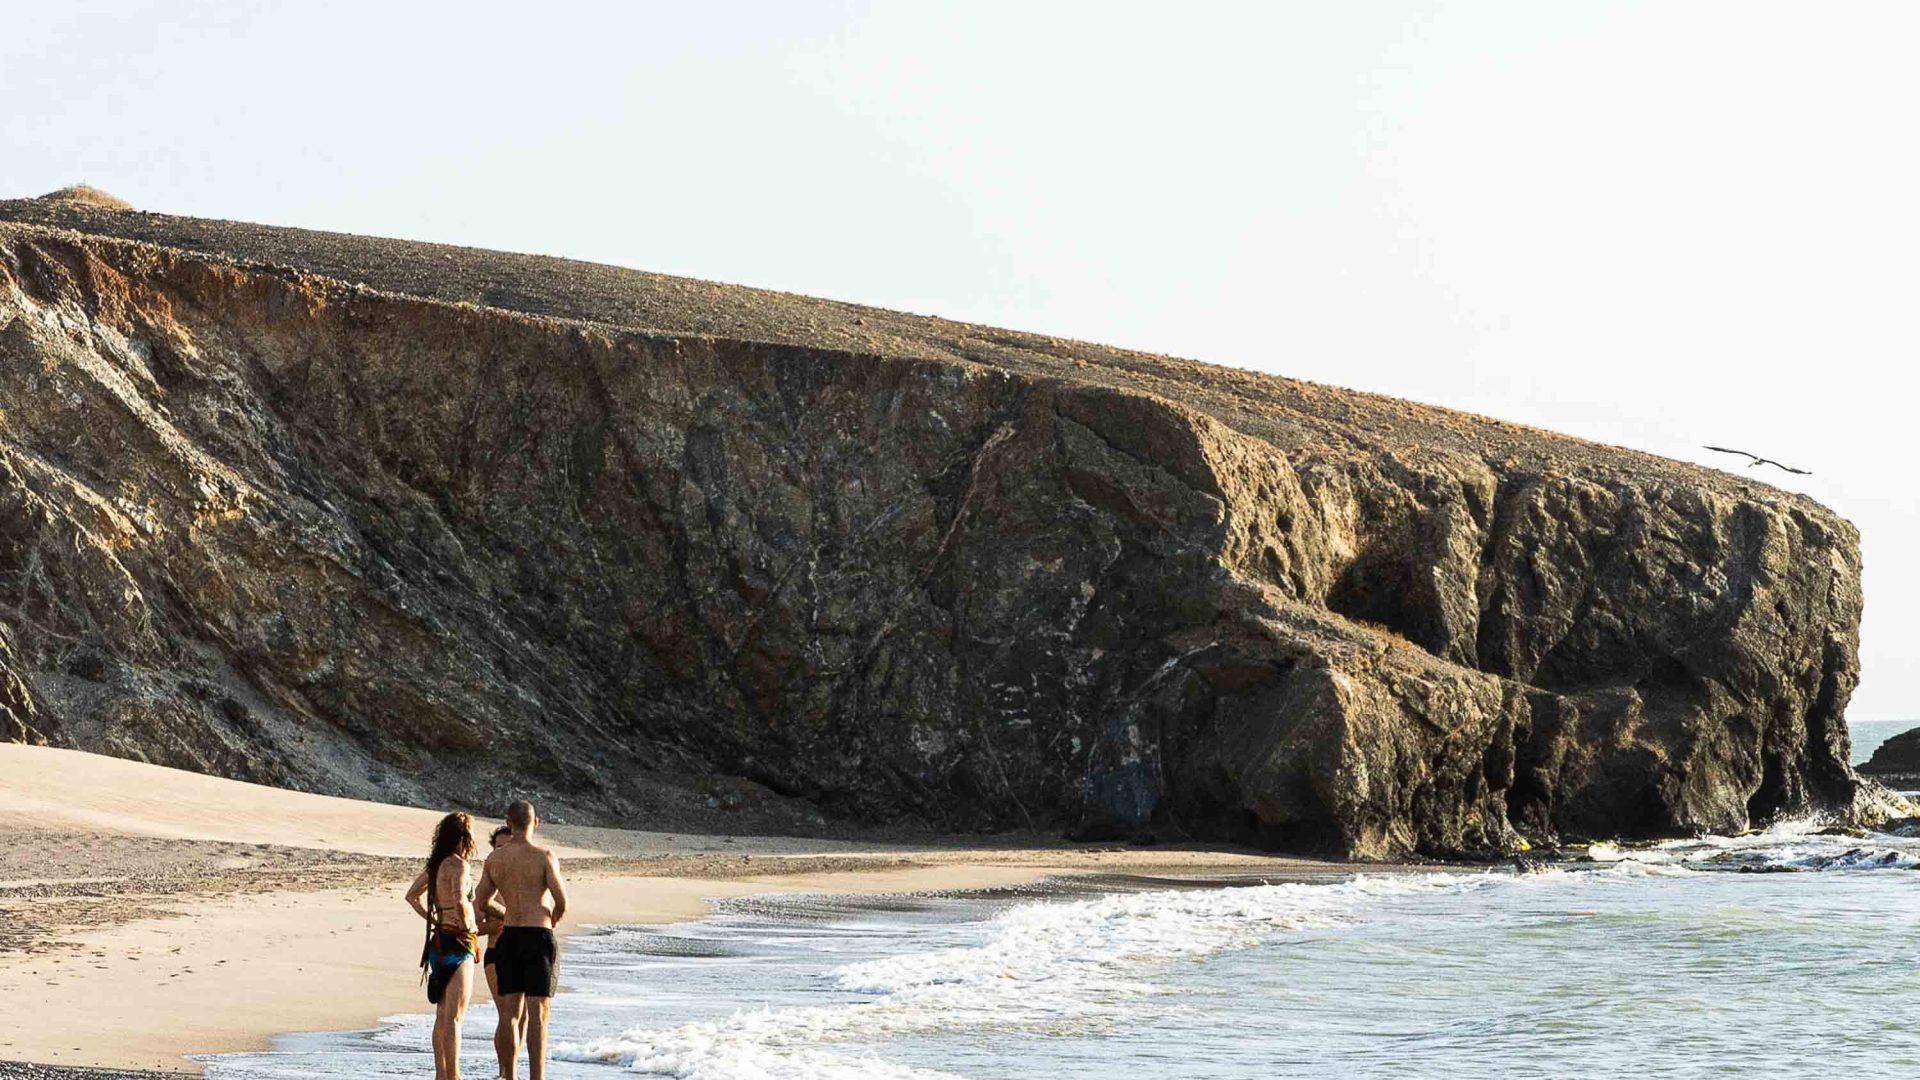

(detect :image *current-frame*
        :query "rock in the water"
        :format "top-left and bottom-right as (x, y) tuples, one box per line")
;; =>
(1859, 726), (1920, 787)
(0, 204), (1894, 858)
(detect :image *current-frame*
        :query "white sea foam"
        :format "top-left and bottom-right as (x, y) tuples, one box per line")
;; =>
(206, 839), (1919, 1080)
(553, 872), (1513, 1078)
(1585, 816), (1920, 872)
(201, 849), (1920, 1080)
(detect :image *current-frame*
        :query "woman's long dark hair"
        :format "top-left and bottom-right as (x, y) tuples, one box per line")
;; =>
(424, 812), (475, 908)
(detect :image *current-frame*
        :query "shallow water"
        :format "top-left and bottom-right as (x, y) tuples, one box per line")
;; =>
(205, 818), (1920, 1080)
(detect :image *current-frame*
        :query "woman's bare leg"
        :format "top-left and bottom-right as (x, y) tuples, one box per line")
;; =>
(431, 966), (450, 1080)
(433, 971), (451, 1080)
(436, 960), (474, 1080)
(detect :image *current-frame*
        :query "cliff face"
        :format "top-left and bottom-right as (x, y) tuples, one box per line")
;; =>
(0, 216), (1885, 857)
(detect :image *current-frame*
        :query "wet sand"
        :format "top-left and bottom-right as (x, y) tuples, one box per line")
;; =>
(1, 745), (1381, 1074)
(0, 1066), (181, 1079)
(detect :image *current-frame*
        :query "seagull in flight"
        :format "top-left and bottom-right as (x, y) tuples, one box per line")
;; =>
(1703, 446), (1812, 475)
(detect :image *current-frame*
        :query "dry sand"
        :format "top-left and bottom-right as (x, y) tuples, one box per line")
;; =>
(1, 746), (1372, 1074)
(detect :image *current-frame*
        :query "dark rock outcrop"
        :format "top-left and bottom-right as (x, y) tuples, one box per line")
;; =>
(1859, 726), (1920, 788)
(0, 207), (1896, 857)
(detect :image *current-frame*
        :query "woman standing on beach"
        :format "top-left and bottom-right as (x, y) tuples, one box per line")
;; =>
(407, 812), (479, 1080)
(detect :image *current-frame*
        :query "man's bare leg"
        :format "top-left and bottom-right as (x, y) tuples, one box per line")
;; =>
(486, 967), (516, 1080)
(493, 991), (524, 1080)
(525, 996), (551, 1080)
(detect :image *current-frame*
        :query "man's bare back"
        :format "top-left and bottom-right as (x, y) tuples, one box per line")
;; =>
(479, 837), (567, 927)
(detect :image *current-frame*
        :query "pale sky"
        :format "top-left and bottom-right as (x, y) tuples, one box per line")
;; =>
(5, 2), (1916, 719)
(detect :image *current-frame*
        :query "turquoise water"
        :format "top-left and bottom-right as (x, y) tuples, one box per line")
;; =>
(205, 816), (1920, 1080)
(1850, 719), (1913, 765)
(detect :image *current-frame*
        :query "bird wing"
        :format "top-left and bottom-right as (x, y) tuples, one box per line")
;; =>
(1705, 447), (1812, 475)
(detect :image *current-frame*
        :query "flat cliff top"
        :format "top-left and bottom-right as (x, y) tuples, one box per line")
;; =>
(0, 196), (1813, 509)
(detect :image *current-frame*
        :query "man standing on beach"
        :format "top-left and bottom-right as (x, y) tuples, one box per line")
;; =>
(474, 800), (569, 1080)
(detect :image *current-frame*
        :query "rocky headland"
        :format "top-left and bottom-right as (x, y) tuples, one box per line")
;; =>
(1859, 725), (1920, 788)
(0, 189), (1894, 858)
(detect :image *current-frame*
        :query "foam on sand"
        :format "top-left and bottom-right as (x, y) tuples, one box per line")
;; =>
(554, 874), (1513, 1078)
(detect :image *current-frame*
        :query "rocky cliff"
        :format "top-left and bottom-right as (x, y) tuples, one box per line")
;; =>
(0, 198), (1890, 857)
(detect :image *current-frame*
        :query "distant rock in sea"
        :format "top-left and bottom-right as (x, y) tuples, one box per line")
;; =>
(0, 195), (1900, 857)
(1859, 726), (1920, 787)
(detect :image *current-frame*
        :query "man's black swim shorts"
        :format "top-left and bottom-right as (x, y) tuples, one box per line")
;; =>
(492, 925), (559, 997)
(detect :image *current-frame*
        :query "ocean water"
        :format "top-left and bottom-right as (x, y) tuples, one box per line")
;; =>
(1849, 718), (1913, 765)
(204, 815), (1920, 1080)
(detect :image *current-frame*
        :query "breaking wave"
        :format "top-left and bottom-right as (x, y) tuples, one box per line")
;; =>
(552, 873), (1522, 1078)
(202, 818), (1920, 1080)
(1586, 816), (1920, 872)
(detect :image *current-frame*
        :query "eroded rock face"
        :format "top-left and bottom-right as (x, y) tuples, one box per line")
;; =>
(0, 222), (1888, 857)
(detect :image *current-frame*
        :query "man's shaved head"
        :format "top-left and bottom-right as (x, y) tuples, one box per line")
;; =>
(507, 799), (536, 831)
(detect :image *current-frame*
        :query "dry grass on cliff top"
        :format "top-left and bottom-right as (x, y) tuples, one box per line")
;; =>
(0, 195), (1821, 513)
(35, 185), (132, 210)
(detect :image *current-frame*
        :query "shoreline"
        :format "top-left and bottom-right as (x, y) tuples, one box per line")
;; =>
(1, 746), (1397, 1074)
(5, 849), (1381, 1075)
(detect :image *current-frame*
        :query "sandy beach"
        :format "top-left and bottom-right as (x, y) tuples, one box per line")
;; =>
(0, 745), (1375, 1075)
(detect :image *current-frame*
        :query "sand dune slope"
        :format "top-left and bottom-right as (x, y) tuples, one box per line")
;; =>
(0, 745), (887, 859)
(1, 744), (534, 858)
